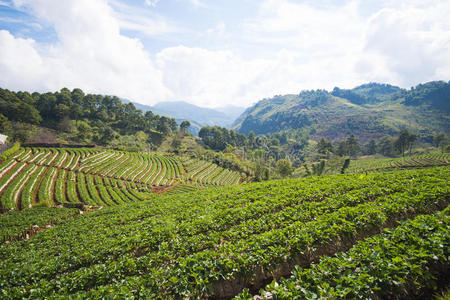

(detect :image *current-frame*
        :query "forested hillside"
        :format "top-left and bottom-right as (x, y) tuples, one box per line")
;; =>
(0, 88), (178, 150)
(233, 81), (450, 143)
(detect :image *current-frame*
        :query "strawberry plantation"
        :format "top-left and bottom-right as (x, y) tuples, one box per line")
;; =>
(0, 166), (448, 299)
(0, 147), (243, 212)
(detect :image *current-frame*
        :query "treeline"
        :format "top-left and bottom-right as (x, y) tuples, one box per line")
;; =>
(0, 87), (179, 150)
(318, 129), (449, 158)
(198, 124), (449, 180)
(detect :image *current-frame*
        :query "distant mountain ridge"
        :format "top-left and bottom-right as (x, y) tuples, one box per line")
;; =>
(122, 100), (245, 135)
(232, 81), (450, 143)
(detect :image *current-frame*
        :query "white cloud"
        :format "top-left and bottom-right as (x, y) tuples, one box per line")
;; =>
(3, 0), (171, 103)
(0, 30), (45, 90)
(145, 0), (160, 7)
(0, 0), (449, 109)
(242, 0), (450, 89)
(185, 0), (204, 8)
(363, 2), (450, 86)
(110, 0), (179, 37)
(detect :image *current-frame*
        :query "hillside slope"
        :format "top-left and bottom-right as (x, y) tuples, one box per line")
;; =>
(0, 147), (242, 212)
(233, 81), (450, 143)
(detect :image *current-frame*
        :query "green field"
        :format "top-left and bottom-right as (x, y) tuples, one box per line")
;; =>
(348, 152), (450, 173)
(0, 167), (448, 299)
(0, 147), (242, 212)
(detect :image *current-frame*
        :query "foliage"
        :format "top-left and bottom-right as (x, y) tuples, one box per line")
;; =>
(0, 167), (447, 298)
(0, 142), (20, 162)
(402, 80), (450, 112)
(248, 208), (449, 299)
(199, 126), (247, 151)
(394, 129), (417, 157)
(335, 135), (360, 157)
(0, 206), (79, 242)
(0, 87), (178, 146)
(316, 137), (333, 157)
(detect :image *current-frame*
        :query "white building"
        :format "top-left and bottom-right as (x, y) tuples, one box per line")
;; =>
(0, 134), (8, 144)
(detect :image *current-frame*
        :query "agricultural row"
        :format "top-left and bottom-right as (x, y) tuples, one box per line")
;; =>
(240, 207), (449, 299)
(0, 147), (242, 211)
(348, 152), (450, 173)
(0, 167), (447, 298)
(182, 157), (241, 185)
(0, 206), (80, 242)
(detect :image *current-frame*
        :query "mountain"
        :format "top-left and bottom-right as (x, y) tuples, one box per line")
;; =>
(232, 81), (450, 143)
(123, 100), (246, 135)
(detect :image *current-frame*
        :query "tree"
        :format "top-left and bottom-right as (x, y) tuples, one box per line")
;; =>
(394, 129), (416, 157)
(171, 135), (182, 153)
(0, 113), (12, 133)
(276, 159), (293, 178)
(433, 133), (449, 153)
(317, 138), (333, 157)
(341, 158), (350, 174)
(248, 131), (256, 149)
(55, 104), (70, 121)
(407, 133), (417, 155)
(336, 140), (347, 156)
(433, 133), (445, 148)
(180, 120), (191, 134)
(377, 136), (394, 156)
(433, 134), (449, 153)
(76, 121), (92, 142)
(346, 135), (360, 157)
(254, 163), (270, 181)
(365, 139), (377, 155)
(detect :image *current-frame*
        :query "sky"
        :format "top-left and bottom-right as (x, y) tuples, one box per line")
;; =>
(0, 0), (449, 108)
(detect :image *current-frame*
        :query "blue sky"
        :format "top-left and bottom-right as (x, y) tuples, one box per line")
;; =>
(0, 0), (449, 108)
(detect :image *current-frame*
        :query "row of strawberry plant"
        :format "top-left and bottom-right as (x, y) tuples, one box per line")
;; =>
(243, 207), (449, 300)
(94, 170), (448, 298)
(128, 154), (151, 181)
(66, 171), (79, 204)
(0, 206), (80, 242)
(37, 167), (57, 205)
(54, 169), (67, 204)
(0, 167), (446, 298)
(78, 151), (116, 172)
(76, 173), (96, 206)
(0, 162), (28, 211)
(0, 163), (39, 210)
(90, 152), (127, 175)
(21, 166), (46, 209)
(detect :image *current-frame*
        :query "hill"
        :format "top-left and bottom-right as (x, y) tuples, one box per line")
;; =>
(0, 87), (181, 150)
(233, 81), (450, 143)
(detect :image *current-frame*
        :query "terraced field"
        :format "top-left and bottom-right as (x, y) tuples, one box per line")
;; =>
(0, 167), (447, 299)
(348, 152), (450, 173)
(0, 147), (242, 211)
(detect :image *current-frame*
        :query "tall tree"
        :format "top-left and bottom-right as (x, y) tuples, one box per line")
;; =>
(317, 138), (333, 157)
(365, 139), (377, 155)
(377, 136), (394, 156)
(346, 135), (360, 157)
(394, 129), (416, 157)
(180, 120), (191, 134)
